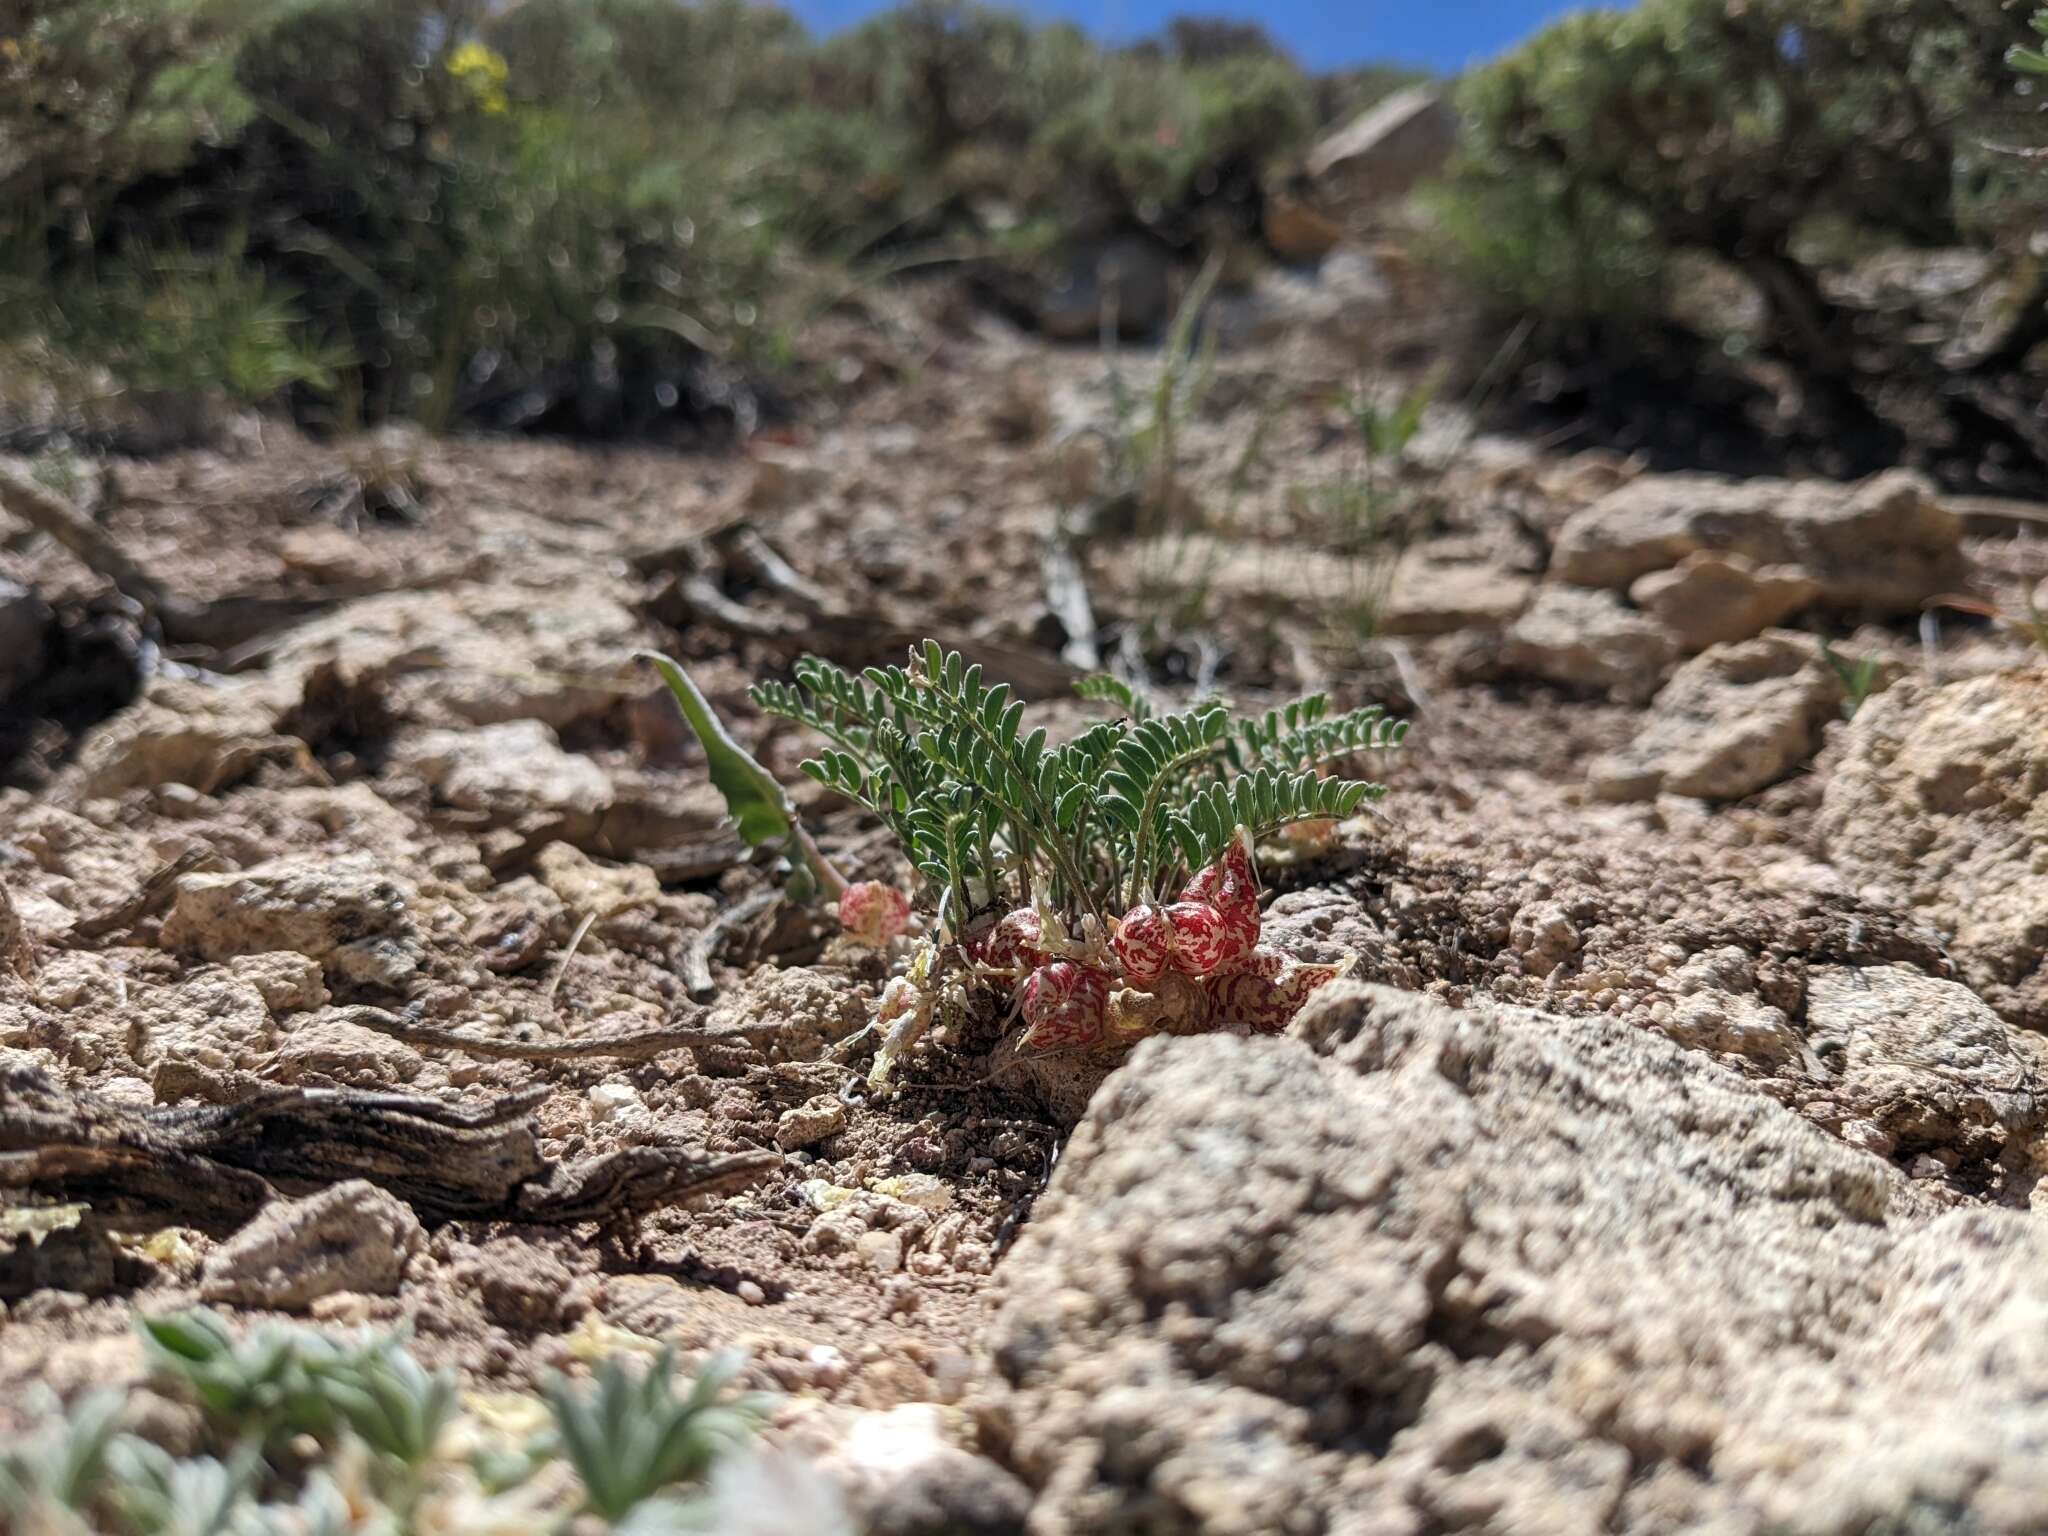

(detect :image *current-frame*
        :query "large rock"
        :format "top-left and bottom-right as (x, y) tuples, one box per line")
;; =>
(1819, 669), (2048, 1027)
(1381, 557), (1533, 637)
(160, 855), (424, 991)
(1303, 87), (1458, 230)
(1805, 964), (2044, 1163)
(200, 1181), (424, 1311)
(1495, 586), (1678, 702)
(1629, 552), (1820, 652)
(986, 984), (2048, 1535)
(391, 718), (613, 821)
(1553, 469), (1966, 609)
(1036, 235), (1176, 342)
(1589, 631), (1842, 802)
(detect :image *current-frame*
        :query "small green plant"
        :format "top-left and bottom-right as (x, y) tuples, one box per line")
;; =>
(1097, 254), (1229, 633)
(0, 1311), (783, 1535)
(1292, 368), (1442, 640)
(1820, 638), (1885, 720)
(754, 643), (1402, 926)
(738, 643), (1407, 1081)
(639, 651), (849, 901)
(542, 1348), (771, 1523)
(2008, 8), (2048, 75)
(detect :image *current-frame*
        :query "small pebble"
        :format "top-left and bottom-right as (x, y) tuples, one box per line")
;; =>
(859, 1230), (905, 1275)
(737, 1280), (767, 1306)
(586, 1083), (642, 1123)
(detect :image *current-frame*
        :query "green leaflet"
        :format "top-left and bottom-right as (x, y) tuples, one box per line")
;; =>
(640, 650), (796, 850)
(753, 641), (1410, 921)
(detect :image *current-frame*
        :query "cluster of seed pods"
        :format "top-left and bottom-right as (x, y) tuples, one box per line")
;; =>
(965, 827), (1352, 1052)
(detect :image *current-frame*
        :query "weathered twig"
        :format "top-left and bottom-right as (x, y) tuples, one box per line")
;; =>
(680, 888), (782, 1001)
(332, 1004), (792, 1062)
(1041, 528), (1102, 670)
(0, 458), (179, 627)
(0, 1060), (780, 1227)
(66, 845), (212, 946)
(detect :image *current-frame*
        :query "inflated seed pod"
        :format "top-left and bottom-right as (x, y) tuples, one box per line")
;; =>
(1018, 961), (1110, 1051)
(1163, 900), (1232, 978)
(982, 907), (1048, 973)
(1111, 903), (1173, 985)
(1206, 957), (1353, 1034)
(838, 881), (912, 946)
(1244, 946), (1288, 980)
(1181, 827), (1261, 966)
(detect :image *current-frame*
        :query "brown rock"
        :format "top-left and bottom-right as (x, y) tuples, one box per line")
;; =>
(1553, 468), (1966, 608)
(270, 1014), (425, 1085)
(1304, 87), (1458, 232)
(1819, 668), (2048, 1027)
(1381, 559), (1533, 636)
(160, 856), (422, 992)
(1629, 551), (1820, 651)
(1495, 586), (1679, 702)
(1589, 631), (1842, 802)
(201, 1181), (424, 1311)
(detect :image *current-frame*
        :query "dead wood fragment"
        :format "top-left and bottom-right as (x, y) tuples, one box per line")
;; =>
(332, 1004), (793, 1062)
(1041, 531), (1101, 670)
(680, 888), (782, 1001)
(0, 458), (181, 628)
(0, 1059), (779, 1228)
(66, 845), (214, 946)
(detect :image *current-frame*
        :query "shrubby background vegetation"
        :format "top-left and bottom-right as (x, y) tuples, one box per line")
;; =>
(1429, 0), (2048, 487)
(5, 0), (2047, 483)
(0, 0), (1416, 441)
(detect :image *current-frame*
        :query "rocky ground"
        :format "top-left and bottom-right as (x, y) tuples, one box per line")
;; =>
(2, 276), (2047, 1533)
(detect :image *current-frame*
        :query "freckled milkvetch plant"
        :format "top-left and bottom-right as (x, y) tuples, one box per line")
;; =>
(746, 642), (1408, 1079)
(755, 644), (1404, 923)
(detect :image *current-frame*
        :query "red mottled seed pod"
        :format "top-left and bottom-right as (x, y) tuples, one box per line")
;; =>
(1111, 903), (1172, 985)
(1164, 900), (1232, 978)
(1207, 957), (1351, 1034)
(1182, 827), (1261, 962)
(1205, 970), (1296, 1033)
(1019, 961), (1109, 1051)
(982, 908), (1047, 972)
(1245, 946), (1288, 980)
(838, 881), (911, 946)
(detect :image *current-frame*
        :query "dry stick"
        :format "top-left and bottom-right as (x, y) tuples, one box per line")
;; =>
(680, 888), (782, 1002)
(541, 912), (598, 1004)
(333, 1004), (794, 1062)
(0, 459), (184, 631)
(1041, 529), (1102, 671)
(67, 845), (211, 946)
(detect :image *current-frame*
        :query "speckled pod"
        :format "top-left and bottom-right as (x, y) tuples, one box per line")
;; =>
(1111, 903), (1173, 985)
(984, 907), (1048, 973)
(1180, 828), (1260, 970)
(1019, 961), (1110, 1051)
(838, 881), (912, 946)
(1207, 956), (1353, 1034)
(1163, 900), (1233, 978)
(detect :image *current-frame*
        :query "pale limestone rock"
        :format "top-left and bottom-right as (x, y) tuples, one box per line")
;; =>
(1589, 631), (1841, 803)
(1819, 668), (2048, 1027)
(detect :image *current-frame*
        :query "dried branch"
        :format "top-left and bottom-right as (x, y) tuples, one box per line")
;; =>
(0, 1060), (779, 1227)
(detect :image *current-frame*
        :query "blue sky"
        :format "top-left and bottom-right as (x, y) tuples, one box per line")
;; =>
(784, 1), (1603, 73)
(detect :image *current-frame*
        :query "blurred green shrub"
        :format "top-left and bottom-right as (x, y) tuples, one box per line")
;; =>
(0, 0), (1391, 439)
(1430, 0), (2034, 356)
